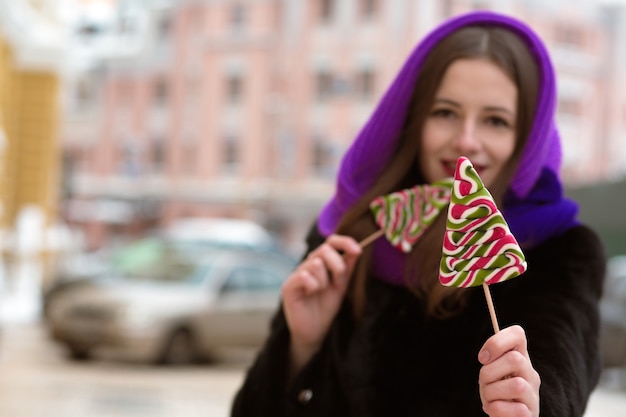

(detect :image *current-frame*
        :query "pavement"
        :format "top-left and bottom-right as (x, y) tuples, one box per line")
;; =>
(587, 369), (626, 416)
(0, 320), (625, 416)
(0, 320), (247, 417)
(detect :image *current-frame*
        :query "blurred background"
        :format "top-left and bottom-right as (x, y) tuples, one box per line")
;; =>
(0, 0), (625, 416)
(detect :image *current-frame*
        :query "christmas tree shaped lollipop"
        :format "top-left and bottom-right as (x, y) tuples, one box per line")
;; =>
(370, 179), (452, 253)
(439, 156), (527, 332)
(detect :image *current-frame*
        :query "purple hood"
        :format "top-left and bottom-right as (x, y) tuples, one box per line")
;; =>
(317, 11), (579, 285)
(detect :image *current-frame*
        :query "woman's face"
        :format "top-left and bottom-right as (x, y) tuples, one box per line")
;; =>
(420, 58), (518, 187)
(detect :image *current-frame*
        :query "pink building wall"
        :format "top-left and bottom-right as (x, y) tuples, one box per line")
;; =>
(63, 0), (626, 251)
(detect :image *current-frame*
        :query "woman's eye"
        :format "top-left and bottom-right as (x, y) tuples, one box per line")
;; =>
(486, 116), (511, 128)
(431, 108), (456, 119)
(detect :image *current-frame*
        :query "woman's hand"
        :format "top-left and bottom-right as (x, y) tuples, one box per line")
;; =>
(478, 325), (541, 417)
(282, 234), (362, 377)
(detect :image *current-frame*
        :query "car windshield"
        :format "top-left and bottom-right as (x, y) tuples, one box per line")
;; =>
(109, 238), (209, 284)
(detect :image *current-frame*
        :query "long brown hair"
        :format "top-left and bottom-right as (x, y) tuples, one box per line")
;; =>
(335, 25), (539, 318)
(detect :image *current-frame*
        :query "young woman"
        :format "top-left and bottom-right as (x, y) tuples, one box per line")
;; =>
(231, 11), (605, 417)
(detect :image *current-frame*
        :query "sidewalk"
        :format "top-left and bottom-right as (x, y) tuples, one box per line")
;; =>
(1, 321), (625, 416)
(586, 369), (626, 416)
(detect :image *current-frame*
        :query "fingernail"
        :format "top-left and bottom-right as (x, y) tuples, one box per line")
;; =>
(479, 349), (490, 363)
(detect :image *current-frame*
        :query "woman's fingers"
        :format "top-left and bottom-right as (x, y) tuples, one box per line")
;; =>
(304, 235), (362, 285)
(479, 325), (529, 365)
(311, 245), (346, 285)
(282, 234), (362, 301)
(296, 268), (322, 294)
(480, 373), (536, 404)
(478, 325), (540, 386)
(481, 395), (533, 417)
(478, 325), (541, 417)
(480, 349), (539, 385)
(282, 234), (363, 371)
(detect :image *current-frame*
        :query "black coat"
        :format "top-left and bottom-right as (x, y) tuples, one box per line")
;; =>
(231, 225), (605, 417)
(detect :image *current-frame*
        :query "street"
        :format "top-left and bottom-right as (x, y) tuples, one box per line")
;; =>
(0, 321), (247, 417)
(1, 321), (626, 417)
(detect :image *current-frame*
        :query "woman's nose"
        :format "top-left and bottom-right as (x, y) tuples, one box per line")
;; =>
(454, 121), (480, 153)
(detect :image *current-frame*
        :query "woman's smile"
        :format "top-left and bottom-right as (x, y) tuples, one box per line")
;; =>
(420, 58), (517, 187)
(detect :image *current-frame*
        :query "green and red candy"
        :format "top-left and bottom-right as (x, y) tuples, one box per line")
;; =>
(439, 157), (527, 288)
(370, 179), (452, 253)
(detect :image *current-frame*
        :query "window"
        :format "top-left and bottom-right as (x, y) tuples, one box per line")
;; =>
(226, 74), (244, 104)
(554, 24), (584, 48)
(558, 98), (582, 117)
(333, 77), (351, 96)
(153, 78), (169, 106)
(355, 68), (375, 99)
(471, 0), (490, 10)
(231, 3), (246, 29)
(120, 143), (141, 177)
(75, 76), (96, 109)
(117, 16), (138, 35)
(222, 266), (284, 292)
(61, 151), (76, 197)
(319, 0), (334, 23)
(315, 70), (333, 101)
(312, 135), (336, 177)
(156, 14), (171, 38)
(222, 135), (240, 174)
(440, 0), (453, 17)
(360, 0), (378, 20)
(152, 139), (165, 173)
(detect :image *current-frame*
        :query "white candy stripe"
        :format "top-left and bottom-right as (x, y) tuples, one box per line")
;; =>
(446, 212), (503, 232)
(440, 263), (526, 287)
(455, 158), (480, 195)
(443, 252), (524, 272)
(445, 226), (509, 246)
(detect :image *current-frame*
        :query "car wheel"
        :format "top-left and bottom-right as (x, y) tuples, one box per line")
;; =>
(159, 329), (197, 365)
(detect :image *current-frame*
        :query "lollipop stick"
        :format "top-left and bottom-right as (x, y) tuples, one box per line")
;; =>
(482, 282), (500, 334)
(358, 229), (384, 248)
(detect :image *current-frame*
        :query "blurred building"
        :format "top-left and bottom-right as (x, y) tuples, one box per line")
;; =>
(0, 0), (76, 320)
(0, 0), (67, 252)
(60, 0), (626, 251)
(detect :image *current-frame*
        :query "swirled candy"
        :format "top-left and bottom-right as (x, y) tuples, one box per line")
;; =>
(439, 157), (527, 287)
(370, 179), (452, 253)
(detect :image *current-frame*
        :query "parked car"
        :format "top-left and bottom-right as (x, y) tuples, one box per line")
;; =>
(42, 217), (277, 321)
(599, 255), (626, 368)
(46, 238), (296, 364)
(41, 248), (112, 320)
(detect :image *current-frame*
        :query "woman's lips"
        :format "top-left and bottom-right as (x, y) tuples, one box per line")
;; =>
(442, 162), (456, 177)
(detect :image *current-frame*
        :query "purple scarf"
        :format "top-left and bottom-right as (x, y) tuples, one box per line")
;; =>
(317, 11), (579, 286)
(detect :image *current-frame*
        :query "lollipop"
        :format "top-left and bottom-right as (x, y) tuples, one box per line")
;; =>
(370, 179), (452, 253)
(439, 156), (527, 332)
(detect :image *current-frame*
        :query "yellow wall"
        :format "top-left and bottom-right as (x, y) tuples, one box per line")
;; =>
(0, 37), (60, 230)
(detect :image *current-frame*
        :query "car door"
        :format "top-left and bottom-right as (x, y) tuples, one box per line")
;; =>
(199, 257), (286, 348)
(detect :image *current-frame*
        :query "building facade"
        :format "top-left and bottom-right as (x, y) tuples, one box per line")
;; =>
(61, 0), (626, 252)
(0, 0), (65, 249)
